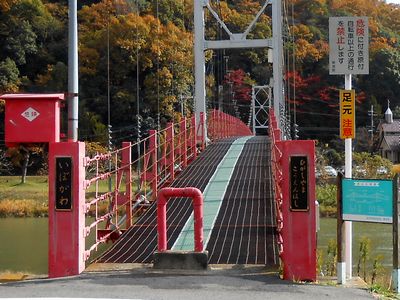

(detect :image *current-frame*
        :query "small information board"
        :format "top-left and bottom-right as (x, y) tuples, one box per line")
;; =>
(290, 156), (309, 211)
(55, 157), (72, 211)
(342, 179), (393, 223)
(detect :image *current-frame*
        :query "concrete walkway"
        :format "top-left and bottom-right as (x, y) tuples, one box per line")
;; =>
(0, 266), (376, 300)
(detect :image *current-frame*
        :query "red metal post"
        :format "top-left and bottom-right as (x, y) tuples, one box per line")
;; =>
(224, 113), (228, 138)
(48, 141), (85, 278)
(157, 187), (204, 252)
(278, 140), (317, 282)
(180, 118), (187, 168)
(193, 195), (204, 252)
(216, 110), (220, 139)
(157, 192), (168, 251)
(122, 142), (132, 228)
(161, 132), (167, 175)
(213, 110), (217, 140)
(218, 111), (222, 139)
(230, 115), (233, 136)
(213, 110), (217, 139)
(229, 115), (232, 136)
(166, 122), (175, 182)
(191, 116), (197, 160)
(149, 130), (158, 200)
(199, 112), (205, 151)
(224, 113), (228, 137)
(232, 119), (236, 135)
(227, 114), (229, 137)
(226, 114), (230, 137)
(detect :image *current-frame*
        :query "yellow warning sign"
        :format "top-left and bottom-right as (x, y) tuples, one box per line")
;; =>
(340, 89), (355, 139)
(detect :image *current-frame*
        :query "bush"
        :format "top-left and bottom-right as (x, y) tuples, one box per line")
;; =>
(0, 199), (48, 217)
(316, 184), (337, 217)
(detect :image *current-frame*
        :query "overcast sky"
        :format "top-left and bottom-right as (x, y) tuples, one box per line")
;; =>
(386, 0), (400, 4)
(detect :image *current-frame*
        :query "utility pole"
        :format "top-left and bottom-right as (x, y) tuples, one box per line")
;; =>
(67, 0), (78, 141)
(368, 105), (374, 141)
(272, 0), (284, 133)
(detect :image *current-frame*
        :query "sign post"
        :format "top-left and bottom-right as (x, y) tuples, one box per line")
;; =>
(393, 175), (400, 293)
(329, 16), (369, 283)
(344, 75), (353, 281)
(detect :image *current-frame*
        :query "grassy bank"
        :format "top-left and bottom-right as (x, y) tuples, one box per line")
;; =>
(0, 176), (122, 217)
(0, 176), (48, 217)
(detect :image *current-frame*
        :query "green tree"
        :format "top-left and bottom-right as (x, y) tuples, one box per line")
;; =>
(2, 19), (37, 65)
(79, 4), (193, 139)
(0, 0), (66, 92)
(359, 48), (400, 108)
(353, 152), (392, 179)
(0, 58), (20, 92)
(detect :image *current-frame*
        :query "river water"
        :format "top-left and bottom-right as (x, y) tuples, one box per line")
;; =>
(0, 217), (102, 275)
(0, 217), (394, 275)
(0, 218), (48, 274)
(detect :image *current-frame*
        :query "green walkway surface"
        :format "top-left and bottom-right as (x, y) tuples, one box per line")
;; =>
(172, 136), (252, 251)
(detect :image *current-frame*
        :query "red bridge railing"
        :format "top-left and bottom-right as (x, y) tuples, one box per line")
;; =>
(269, 108), (284, 258)
(82, 115), (201, 260)
(208, 109), (253, 141)
(82, 110), (252, 261)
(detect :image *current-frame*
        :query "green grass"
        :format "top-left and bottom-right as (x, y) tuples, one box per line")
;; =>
(0, 176), (48, 201)
(0, 176), (48, 217)
(0, 175), (141, 217)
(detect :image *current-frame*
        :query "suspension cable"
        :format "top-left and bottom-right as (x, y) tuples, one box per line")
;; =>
(136, 0), (142, 189)
(107, 5), (112, 193)
(156, 0), (161, 130)
(282, 0), (291, 134)
(292, 2), (296, 127)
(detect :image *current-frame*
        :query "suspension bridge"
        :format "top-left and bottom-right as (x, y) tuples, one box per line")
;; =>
(84, 110), (280, 267)
(1, 0), (318, 286)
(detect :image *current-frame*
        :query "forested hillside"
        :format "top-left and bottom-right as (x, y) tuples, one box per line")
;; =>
(0, 0), (399, 148)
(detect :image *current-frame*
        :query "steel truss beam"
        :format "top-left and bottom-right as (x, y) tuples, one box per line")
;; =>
(194, 0), (284, 139)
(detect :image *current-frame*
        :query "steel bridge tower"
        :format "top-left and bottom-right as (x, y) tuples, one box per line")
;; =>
(194, 0), (284, 138)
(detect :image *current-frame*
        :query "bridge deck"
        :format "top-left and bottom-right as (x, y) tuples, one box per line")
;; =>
(95, 136), (278, 267)
(207, 137), (278, 265)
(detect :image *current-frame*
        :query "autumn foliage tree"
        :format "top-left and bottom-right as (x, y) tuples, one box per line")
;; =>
(0, 0), (399, 151)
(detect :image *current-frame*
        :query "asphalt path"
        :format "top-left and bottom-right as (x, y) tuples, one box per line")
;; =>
(0, 266), (377, 300)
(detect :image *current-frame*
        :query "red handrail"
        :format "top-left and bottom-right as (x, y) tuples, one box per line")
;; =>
(207, 109), (253, 141)
(82, 110), (252, 260)
(82, 115), (202, 259)
(269, 108), (284, 258)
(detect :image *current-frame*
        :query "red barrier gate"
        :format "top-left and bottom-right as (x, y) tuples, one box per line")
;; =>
(157, 187), (204, 252)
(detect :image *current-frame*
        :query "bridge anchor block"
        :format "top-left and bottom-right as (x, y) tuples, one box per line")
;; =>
(153, 250), (208, 270)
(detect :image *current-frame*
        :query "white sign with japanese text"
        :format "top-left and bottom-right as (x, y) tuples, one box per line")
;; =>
(329, 17), (369, 75)
(21, 107), (40, 122)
